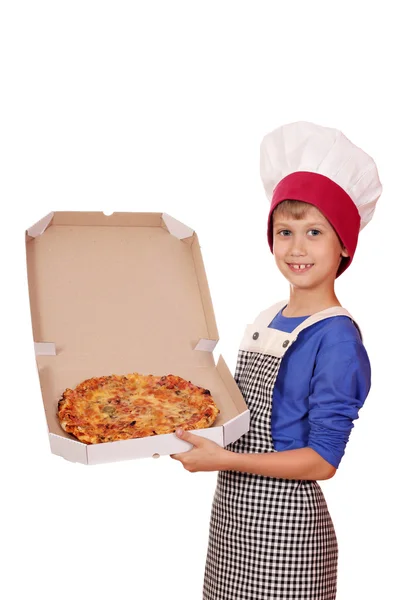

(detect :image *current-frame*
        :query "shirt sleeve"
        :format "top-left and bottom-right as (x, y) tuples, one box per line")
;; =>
(307, 341), (371, 469)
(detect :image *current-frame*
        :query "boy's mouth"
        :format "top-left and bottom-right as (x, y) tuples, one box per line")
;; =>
(287, 263), (314, 273)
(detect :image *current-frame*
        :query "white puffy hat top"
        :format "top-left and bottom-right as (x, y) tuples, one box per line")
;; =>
(260, 121), (382, 230)
(260, 121), (382, 277)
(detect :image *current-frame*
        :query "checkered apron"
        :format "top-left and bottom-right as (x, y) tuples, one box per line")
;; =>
(203, 301), (358, 600)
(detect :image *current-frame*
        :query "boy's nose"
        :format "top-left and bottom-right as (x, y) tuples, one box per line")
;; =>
(289, 242), (307, 255)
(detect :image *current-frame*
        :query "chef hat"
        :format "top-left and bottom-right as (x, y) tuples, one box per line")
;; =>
(260, 121), (382, 277)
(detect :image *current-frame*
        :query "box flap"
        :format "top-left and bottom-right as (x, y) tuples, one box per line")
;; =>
(26, 212), (54, 240)
(161, 212), (193, 240)
(49, 433), (88, 464)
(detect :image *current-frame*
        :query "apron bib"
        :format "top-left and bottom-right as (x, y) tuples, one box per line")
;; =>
(203, 301), (359, 600)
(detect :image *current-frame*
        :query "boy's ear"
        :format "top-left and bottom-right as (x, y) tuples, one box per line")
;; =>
(341, 246), (350, 258)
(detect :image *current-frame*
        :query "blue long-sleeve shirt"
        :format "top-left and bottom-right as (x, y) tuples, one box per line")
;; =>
(268, 306), (371, 468)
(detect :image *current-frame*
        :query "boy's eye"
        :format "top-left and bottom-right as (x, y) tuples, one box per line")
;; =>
(277, 229), (321, 236)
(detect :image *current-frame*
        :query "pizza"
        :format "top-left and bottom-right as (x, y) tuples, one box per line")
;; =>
(57, 372), (220, 444)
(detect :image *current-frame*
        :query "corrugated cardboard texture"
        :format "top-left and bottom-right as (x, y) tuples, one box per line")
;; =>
(26, 212), (242, 444)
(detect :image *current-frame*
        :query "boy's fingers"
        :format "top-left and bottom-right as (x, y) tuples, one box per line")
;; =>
(175, 428), (202, 445)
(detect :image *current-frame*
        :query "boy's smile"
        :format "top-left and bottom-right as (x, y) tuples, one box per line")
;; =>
(287, 263), (314, 273)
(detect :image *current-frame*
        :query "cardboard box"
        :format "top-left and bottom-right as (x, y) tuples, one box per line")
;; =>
(25, 211), (250, 465)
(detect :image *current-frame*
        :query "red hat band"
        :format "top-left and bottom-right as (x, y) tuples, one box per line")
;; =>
(267, 171), (361, 278)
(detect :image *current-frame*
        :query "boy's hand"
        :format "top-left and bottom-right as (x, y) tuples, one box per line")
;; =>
(170, 428), (229, 472)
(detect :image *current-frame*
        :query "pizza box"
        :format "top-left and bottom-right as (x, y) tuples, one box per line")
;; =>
(25, 211), (250, 465)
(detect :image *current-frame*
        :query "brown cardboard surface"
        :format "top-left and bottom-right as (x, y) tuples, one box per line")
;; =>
(26, 211), (249, 462)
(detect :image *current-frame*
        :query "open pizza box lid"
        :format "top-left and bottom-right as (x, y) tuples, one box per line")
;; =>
(25, 212), (250, 465)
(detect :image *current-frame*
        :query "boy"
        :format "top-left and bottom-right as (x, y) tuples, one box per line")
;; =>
(171, 121), (382, 599)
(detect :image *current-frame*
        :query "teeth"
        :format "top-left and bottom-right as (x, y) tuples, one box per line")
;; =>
(290, 264), (312, 270)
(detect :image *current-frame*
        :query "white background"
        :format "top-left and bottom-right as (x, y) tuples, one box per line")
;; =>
(1, 2), (398, 599)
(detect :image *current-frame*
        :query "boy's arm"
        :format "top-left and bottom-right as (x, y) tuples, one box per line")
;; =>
(221, 446), (336, 480)
(170, 429), (336, 480)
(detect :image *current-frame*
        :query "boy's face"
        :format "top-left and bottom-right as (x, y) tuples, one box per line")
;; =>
(271, 205), (349, 288)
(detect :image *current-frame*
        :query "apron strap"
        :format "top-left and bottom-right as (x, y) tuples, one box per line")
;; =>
(291, 306), (363, 342)
(253, 300), (288, 328)
(254, 300), (363, 342)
